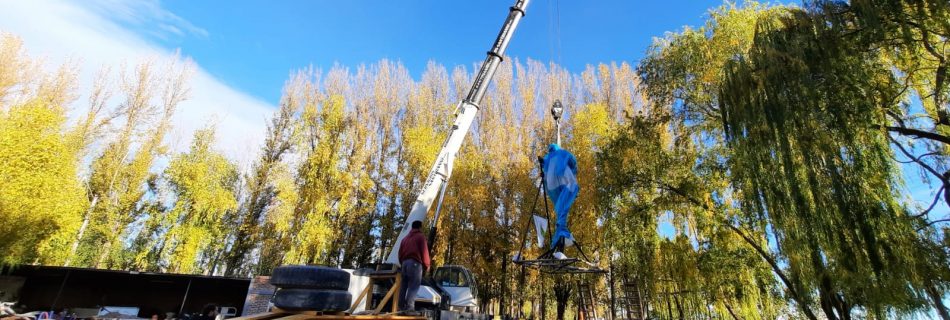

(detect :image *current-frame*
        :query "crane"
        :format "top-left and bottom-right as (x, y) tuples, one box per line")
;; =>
(384, 0), (531, 265)
(257, 3), (536, 320)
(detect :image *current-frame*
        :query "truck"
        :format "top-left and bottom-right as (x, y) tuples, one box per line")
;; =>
(236, 2), (532, 320)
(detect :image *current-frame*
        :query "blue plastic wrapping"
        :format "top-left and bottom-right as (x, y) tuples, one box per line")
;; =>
(542, 144), (579, 249)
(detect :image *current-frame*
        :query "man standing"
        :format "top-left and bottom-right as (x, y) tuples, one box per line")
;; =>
(398, 220), (430, 313)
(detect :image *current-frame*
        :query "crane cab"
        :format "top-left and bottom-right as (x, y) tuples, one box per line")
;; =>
(432, 265), (479, 312)
(413, 265), (488, 320)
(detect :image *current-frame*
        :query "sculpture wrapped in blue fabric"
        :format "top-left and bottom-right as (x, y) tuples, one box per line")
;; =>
(542, 143), (578, 251)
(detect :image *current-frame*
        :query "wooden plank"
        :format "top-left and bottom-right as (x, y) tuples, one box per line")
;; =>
(273, 314), (317, 320)
(391, 274), (401, 313)
(265, 315), (425, 320)
(348, 283), (372, 313)
(352, 316), (425, 320)
(373, 281), (398, 314)
(272, 308), (320, 315)
(230, 312), (289, 320)
(327, 315), (424, 320)
(364, 278), (376, 311)
(229, 309), (426, 320)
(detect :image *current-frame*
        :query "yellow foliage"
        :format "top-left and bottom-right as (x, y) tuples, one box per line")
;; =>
(0, 100), (86, 265)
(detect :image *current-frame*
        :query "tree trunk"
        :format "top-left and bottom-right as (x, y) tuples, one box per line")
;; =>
(96, 229), (120, 268)
(541, 279), (547, 320)
(673, 295), (683, 320)
(502, 254), (508, 318)
(926, 281), (950, 320)
(724, 223), (819, 320)
(665, 292), (672, 320)
(65, 196), (97, 266)
(607, 263), (615, 320)
(725, 302), (741, 320)
(554, 282), (572, 320)
(518, 265), (527, 319)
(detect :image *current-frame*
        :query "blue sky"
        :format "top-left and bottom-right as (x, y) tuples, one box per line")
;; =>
(0, 0), (776, 157)
(148, 0), (739, 103)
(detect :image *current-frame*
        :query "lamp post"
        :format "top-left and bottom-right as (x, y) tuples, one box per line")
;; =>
(551, 100), (564, 145)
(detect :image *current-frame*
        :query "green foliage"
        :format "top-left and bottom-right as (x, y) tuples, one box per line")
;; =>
(634, 1), (950, 319)
(721, 8), (922, 316)
(639, 2), (787, 133)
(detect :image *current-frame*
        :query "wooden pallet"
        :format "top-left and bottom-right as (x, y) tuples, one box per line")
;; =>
(348, 269), (402, 314)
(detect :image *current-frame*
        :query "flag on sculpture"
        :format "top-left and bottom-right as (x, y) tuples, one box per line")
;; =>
(542, 143), (578, 250)
(533, 215), (549, 248)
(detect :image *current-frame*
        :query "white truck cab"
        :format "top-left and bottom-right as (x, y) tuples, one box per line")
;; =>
(432, 266), (478, 312)
(342, 265), (485, 320)
(413, 265), (486, 320)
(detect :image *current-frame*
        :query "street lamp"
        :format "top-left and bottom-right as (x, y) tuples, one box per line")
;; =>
(551, 100), (564, 145)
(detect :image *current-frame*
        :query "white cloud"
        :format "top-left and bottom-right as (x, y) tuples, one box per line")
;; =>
(83, 0), (209, 39)
(0, 0), (272, 167)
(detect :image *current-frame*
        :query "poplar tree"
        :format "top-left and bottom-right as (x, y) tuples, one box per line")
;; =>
(0, 34), (86, 266)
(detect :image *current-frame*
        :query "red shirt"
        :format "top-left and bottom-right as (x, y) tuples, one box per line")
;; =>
(398, 229), (430, 270)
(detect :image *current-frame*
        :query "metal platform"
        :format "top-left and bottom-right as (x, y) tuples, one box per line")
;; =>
(513, 256), (606, 274)
(513, 238), (608, 275)
(514, 257), (579, 267)
(541, 265), (607, 274)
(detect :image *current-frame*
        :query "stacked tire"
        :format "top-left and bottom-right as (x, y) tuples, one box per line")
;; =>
(270, 265), (353, 312)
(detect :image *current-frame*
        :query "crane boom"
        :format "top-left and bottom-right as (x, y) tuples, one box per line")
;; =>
(385, 0), (531, 265)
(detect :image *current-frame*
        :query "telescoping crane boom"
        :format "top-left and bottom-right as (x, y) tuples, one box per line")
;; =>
(233, 3), (535, 318)
(385, 0), (531, 265)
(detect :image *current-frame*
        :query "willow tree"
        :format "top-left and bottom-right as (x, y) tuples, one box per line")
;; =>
(598, 102), (786, 319)
(630, 3), (797, 318)
(719, 7), (938, 319)
(830, 1), (950, 214)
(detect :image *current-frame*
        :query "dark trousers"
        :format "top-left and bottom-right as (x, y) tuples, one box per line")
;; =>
(399, 259), (423, 311)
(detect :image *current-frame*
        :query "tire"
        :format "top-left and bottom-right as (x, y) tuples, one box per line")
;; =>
(270, 265), (350, 290)
(273, 288), (353, 312)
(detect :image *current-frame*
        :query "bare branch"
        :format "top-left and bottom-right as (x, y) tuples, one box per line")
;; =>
(911, 185), (946, 218)
(918, 217), (950, 231)
(890, 135), (948, 181)
(886, 126), (950, 145)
